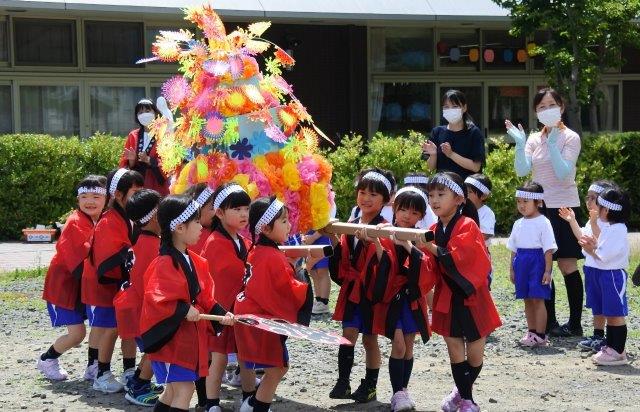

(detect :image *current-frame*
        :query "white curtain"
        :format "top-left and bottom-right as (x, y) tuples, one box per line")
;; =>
(20, 85), (79, 136)
(370, 28), (386, 134)
(90, 86), (145, 136)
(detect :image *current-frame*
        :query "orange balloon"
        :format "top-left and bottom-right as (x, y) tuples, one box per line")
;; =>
(469, 48), (479, 62)
(517, 49), (528, 63)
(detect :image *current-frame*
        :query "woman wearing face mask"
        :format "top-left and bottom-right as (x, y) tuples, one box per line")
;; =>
(422, 89), (486, 180)
(505, 87), (584, 339)
(119, 99), (169, 196)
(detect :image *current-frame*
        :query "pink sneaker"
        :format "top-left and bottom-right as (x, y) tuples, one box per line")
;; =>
(441, 387), (462, 412)
(391, 391), (413, 411)
(592, 346), (628, 366)
(519, 331), (536, 347)
(459, 399), (480, 412)
(403, 389), (416, 408)
(37, 358), (68, 381)
(531, 334), (549, 347)
(83, 361), (98, 381)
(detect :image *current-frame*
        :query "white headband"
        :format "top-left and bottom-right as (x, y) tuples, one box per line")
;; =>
(78, 186), (107, 196)
(195, 187), (215, 207)
(213, 184), (246, 211)
(432, 175), (464, 197)
(138, 207), (158, 225)
(109, 168), (128, 196)
(597, 196), (622, 211)
(169, 201), (200, 231)
(395, 186), (428, 207)
(588, 184), (606, 194)
(404, 175), (429, 185)
(138, 99), (153, 105)
(362, 171), (392, 195)
(464, 177), (491, 195)
(255, 198), (284, 236)
(515, 190), (544, 200)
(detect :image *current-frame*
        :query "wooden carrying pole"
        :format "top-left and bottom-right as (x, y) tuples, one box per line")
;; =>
(322, 221), (434, 243)
(278, 245), (333, 258)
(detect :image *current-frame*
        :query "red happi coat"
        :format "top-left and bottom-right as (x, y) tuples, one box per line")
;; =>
(81, 205), (133, 308)
(119, 128), (169, 196)
(140, 247), (226, 377)
(234, 240), (311, 367)
(191, 227), (212, 256)
(369, 238), (437, 343)
(113, 231), (160, 339)
(428, 215), (501, 338)
(201, 227), (251, 354)
(42, 210), (95, 311)
(330, 215), (386, 327)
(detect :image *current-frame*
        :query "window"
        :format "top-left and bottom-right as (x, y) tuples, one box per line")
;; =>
(372, 82), (434, 134)
(581, 85), (619, 131)
(0, 19), (8, 62)
(90, 86), (145, 136)
(14, 19), (77, 66)
(622, 45), (640, 74)
(370, 27), (434, 72)
(0, 85), (12, 133)
(85, 21), (144, 67)
(439, 86), (482, 129)
(482, 30), (526, 70)
(20, 85), (79, 136)
(437, 30), (479, 69)
(488, 86), (529, 138)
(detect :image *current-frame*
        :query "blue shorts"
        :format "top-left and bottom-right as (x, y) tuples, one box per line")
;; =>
(584, 266), (628, 317)
(151, 361), (197, 383)
(308, 231), (331, 270)
(86, 305), (117, 328)
(341, 306), (372, 334)
(47, 303), (85, 327)
(244, 344), (289, 370)
(395, 298), (419, 334)
(513, 248), (551, 300)
(135, 337), (145, 352)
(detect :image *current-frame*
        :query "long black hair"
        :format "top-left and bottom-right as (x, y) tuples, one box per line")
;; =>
(134, 99), (161, 128)
(209, 183), (251, 231)
(426, 171), (479, 225)
(442, 89), (474, 130)
(248, 196), (287, 247)
(106, 168), (144, 207)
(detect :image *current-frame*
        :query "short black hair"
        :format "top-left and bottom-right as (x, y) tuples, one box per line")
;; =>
(426, 171), (479, 225)
(248, 196), (288, 244)
(126, 189), (161, 224)
(76, 174), (107, 194)
(211, 183), (251, 231)
(355, 167), (396, 203)
(158, 195), (201, 248)
(134, 99), (161, 128)
(599, 187), (630, 224)
(464, 173), (492, 198)
(393, 189), (427, 219)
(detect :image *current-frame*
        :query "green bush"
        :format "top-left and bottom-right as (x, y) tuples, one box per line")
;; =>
(0, 134), (124, 240)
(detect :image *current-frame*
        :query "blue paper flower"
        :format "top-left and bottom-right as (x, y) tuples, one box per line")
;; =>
(251, 129), (275, 155)
(230, 138), (253, 160)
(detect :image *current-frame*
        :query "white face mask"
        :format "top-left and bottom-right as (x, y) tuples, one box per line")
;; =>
(137, 112), (156, 127)
(443, 108), (463, 124)
(536, 107), (562, 127)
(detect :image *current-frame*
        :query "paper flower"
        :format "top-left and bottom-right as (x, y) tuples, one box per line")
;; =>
(274, 47), (295, 67)
(282, 162), (302, 191)
(265, 123), (288, 143)
(162, 76), (190, 108)
(230, 138), (253, 160)
(282, 136), (307, 162)
(202, 113), (225, 140)
(297, 155), (320, 184)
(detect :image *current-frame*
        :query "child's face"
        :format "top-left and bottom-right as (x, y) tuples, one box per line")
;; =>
(357, 189), (385, 218)
(217, 205), (249, 232)
(585, 191), (598, 211)
(263, 209), (291, 244)
(179, 219), (203, 246)
(199, 200), (216, 228)
(78, 193), (106, 220)
(116, 185), (142, 208)
(427, 187), (462, 218)
(394, 206), (423, 228)
(465, 187), (483, 209)
(516, 198), (541, 217)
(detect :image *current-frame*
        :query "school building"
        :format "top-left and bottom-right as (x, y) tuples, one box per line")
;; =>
(1, 0), (639, 140)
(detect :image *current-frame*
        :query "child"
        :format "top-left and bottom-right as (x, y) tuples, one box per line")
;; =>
(464, 174), (495, 246)
(424, 172), (501, 412)
(349, 171), (396, 224)
(185, 183), (216, 255)
(559, 180), (615, 352)
(113, 188), (162, 406)
(578, 187), (631, 366)
(38, 175), (107, 381)
(507, 182), (557, 347)
(328, 168), (396, 403)
(82, 168), (143, 393)
(201, 183), (257, 412)
(234, 196), (313, 412)
(140, 195), (234, 412)
(403, 172), (437, 230)
(366, 187), (437, 411)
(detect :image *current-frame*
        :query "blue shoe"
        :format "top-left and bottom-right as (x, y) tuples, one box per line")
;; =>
(590, 338), (606, 353)
(125, 383), (159, 407)
(150, 381), (164, 395)
(577, 336), (596, 351)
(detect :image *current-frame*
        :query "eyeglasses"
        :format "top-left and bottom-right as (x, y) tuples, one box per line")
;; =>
(584, 195), (597, 202)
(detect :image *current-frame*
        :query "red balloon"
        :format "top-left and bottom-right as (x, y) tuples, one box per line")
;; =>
(484, 49), (495, 63)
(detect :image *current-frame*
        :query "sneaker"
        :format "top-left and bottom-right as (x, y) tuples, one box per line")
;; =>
(391, 391), (413, 411)
(328, 378), (351, 399)
(227, 367), (242, 387)
(121, 367), (136, 389)
(350, 378), (376, 403)
(83, 361), (98, 381)
(441, 387), (462, 412)
(591, 338), (606, 353)
(37, 358), (68, 381)
(124, 382), (159, 407)
(207, 406), (222, 412)
(519, 332), (536, 347)
(550, 323), (582, 337)
(403, 389), (416, 408)
(577, 336), (597, 351)
(531, 334), (550, 347)
(150, 381), (164, 395)
(93, 371), (125, 393)
(459, 399), (480, 412)
(239, 397), (272, 412)
(312, 300), (330, 315)
(592, 346), (628, 366)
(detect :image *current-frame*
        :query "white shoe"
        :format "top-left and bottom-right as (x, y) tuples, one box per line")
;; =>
(93, 371), (124, 393)
(121, 367), (136, 389)
(37, 358), (68, 381)
(228, 368), (242, 387)
(391, 390), (414, 411)
(240, 397), (272, 412)
(312, 300), (330, 314)
(83, 361), (98, 381)
(207, 406), (222, 412)
(403, 389), (416, 408)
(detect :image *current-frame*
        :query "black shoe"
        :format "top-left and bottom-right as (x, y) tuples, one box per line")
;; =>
(546, 321), (560, 335)
(632, 264), (640, 287)
(329, 378), (351, 399)
(550, 323), (582, 337)
(350, 379), (377, 403)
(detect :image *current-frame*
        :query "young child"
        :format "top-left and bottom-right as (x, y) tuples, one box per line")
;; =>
(507, 182), (557, 347)
(424, 172), (501, 412)
(578, 187), (631, 366)
(365, 187), (437, 411)
(559, 180), (615, 352)
(403, 172), (437, 230)
(38, 175), (107, 381)
(328, 168), (396, 403)
(201, 183), (257, 412)
(185, 183), (216, 255)
(234, 196), (313, 412)
(140, 195), (234, 412)
(82, 168), (143, 393)
(464, 174), (495, 246)
(113, 188), (162, 406)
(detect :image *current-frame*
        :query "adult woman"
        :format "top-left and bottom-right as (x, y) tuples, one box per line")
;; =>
(505, 87), (583, 337)
(422, 89), (485, 180)
(119, 99), (169, 196)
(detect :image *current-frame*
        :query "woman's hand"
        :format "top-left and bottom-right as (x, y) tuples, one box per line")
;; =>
(440, 142), (453, 158)
(138, 152), (150, 164)
(505, 120), (527, 146)
(220, 312), (235, 326)
(186, 305), (200, 322)
(124, 148), (136, 162)
(422, 140), (438, 156)
(558, 207), (575, 223)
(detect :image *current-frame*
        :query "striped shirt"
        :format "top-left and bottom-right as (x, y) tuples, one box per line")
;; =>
(525, 126), (581, 208)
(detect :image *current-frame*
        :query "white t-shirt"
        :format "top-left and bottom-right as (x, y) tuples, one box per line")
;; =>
(349, 205), (393, 223)
(507, 214), (558, 254)
(583, 222), (629, 270)
(142, 131), (151, 151)
(181, 252), (192, 270)
(581, 219), (602, 268)
(477, 205), (496, 246)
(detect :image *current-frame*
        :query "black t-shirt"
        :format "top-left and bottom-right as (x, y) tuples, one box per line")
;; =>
(429, 125), (485, 180)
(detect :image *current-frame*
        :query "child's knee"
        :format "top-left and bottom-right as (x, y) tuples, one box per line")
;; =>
(68, 325), (86, 342)
(362, 335), (379, 352)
